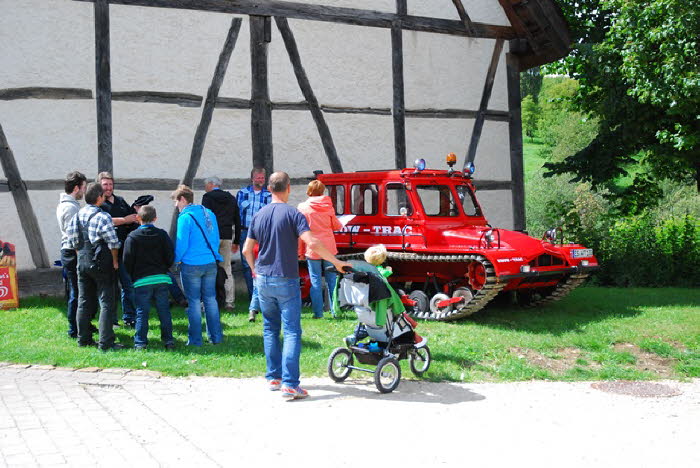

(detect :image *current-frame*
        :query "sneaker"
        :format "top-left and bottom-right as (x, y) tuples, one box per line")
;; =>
(248, 310), (258, 322)
(281, 386), (309, 400)
(414, 334), (428, 349)
(99, 343), (126, 352)
(123, 320), (136, 329)
(268, 379), (282, 391)
(164, 343), (176, 351)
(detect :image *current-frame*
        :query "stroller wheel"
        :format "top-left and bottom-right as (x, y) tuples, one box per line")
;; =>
(375, 357), (401, 393)
(328, 347), (354, 382)
(409, 345), (432, 377)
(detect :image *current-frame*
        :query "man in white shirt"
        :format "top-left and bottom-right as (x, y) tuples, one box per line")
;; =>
(55, 171), (87, 338)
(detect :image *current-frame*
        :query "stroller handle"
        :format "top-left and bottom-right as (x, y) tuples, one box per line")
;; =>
(326, 265), (354, 275)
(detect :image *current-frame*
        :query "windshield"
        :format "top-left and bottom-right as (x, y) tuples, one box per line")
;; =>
(416, 185), (460, 217)
(456, 185), (481, 217)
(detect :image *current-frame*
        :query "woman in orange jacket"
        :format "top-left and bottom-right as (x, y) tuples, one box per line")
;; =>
(298, 180), (343, 318)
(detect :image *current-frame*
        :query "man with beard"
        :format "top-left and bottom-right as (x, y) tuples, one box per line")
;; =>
(236, 167), (271, 322)
(96, 172), (138, 327)
(56, 170), (87, 338)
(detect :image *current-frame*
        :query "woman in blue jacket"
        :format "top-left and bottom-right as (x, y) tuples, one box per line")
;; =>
(171, 185), (223, 346)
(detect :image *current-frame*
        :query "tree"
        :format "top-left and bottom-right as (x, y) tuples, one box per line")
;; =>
(521, 95), (540, 139)
(544, 0), (700, 211)
(520, 66), (543, 102)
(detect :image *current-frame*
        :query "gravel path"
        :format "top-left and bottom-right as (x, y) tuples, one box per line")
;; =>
(0, 364), (698, 467)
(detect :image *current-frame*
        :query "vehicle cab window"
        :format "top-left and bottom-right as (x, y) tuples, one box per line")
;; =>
(385, 183), (413, 216)
(456, 185), (481, 217)
(325, 185), (345, 215)
(351, 184), (378, 215)
(416, 185), (459, 217)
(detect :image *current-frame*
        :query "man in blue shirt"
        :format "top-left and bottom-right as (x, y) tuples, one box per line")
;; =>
(243, 172), (351, 400)
(237, 167), (271, 322)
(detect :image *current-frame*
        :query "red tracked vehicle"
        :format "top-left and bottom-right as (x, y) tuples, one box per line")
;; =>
(314, 155), (599, 321)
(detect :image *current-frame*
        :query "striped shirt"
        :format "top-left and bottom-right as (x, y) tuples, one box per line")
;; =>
(66, 205), (121, 250)
(236, 185), (271, 229)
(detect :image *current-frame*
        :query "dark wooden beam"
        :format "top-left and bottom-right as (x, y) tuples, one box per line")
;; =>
(275, 17), (342, 173)
(506, 51), (525, 231)
(0, 88), (93, 100)
(463, 38), (505, 168)
(391, 9), (406, 169)
(451, 0), (476, 36)
(112, 91), (202, 107)
(250, 15), (273, 176)
(73, 0), (515, 39)
(0, 124), (51, 268)
(94, 0), (113, 174)
(473, 180), (513, 191)
(171, 17), (242, 236)
(1, 176), (507, 192)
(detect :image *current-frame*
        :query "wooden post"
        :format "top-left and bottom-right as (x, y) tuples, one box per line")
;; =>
(170, 17), (242, 237)
(94, 0), (113, 174)
(451, 0), (476, 36)
(463, 38), (504, 168)
(392, 0), (406, 169)
(0, 124), (50, 268)
(275, 17), (342, 173)
(506, 50), (526, 231)
(250, 16), (273, 177)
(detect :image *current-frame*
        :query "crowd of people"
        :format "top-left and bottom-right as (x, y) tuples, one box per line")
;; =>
(55, 167), (351, 399)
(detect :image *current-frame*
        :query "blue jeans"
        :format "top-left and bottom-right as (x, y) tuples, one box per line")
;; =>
(117, 257), (136, 322)
(257, 275), (303, 388)
(240, 229), (260, 312)
(134, 284), (174, 348)
(180, 262), (223, 346)
(61, 249), (79, 336)
(307, 259), (337, 318)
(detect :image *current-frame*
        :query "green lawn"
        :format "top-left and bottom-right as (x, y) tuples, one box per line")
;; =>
(523, 138), (546, 184)
(1, 287), (698, 382)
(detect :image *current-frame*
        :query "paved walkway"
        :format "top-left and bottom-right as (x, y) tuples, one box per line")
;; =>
(0, 363), (698, 467)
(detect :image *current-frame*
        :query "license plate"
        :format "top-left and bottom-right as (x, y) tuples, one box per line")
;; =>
(572, 248), (593, 258)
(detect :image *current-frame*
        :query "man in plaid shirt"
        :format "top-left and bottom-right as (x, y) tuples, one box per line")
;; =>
(66, 183), (123, 351)
(237, 167), (271, 321)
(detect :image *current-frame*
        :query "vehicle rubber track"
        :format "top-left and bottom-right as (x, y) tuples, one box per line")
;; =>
(524, 273), (589, 308)
(338, 252), (506, 321)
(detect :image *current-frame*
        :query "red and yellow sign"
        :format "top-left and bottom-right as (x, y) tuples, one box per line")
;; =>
(0, 241), (18, 309)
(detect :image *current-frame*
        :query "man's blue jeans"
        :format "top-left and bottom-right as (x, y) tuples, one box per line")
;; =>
(307, 259), (337, 318)
(117, 257), (136, 323)
(134, 284), (174, 348)
(180, 262), (223, 346)
(257, 275), (303, 388)
(240, 228), (260, 312)
(60, 249), (79, 336)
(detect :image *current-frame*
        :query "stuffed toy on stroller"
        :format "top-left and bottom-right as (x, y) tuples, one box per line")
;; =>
(327, 258), (431, 393)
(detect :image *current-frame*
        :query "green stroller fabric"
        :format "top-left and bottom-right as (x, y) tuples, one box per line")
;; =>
(332, 260), (405, 327)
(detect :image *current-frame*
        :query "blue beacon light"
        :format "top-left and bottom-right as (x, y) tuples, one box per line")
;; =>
(414, 158), (426, 172)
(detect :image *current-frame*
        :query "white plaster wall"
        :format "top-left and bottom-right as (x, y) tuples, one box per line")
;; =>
(272, 111), (329, 177)
(408, 0), (510, 26)
(0, 100), (98, 179)
(325, 114), (395, 172)
(110, 6), (241, 96)
(269, 20), (393, 107)
(198, 109), (253, 179)
(404, 34), (509, 111)
(0, 0), (94, 89)
(472, 189), (514, 229)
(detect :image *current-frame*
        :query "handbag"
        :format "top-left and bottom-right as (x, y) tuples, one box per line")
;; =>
(188, 212), (228, 308)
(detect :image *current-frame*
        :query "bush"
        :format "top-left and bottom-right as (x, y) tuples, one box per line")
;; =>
(597, 214), (700, 287)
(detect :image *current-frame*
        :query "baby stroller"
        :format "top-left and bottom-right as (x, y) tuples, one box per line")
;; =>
(327, 260), (431, 393)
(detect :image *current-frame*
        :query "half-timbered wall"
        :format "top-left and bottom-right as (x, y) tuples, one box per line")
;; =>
(0, 0), (531, 271)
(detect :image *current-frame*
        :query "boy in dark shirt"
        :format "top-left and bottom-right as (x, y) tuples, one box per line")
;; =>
(122, 206), (175, 350)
